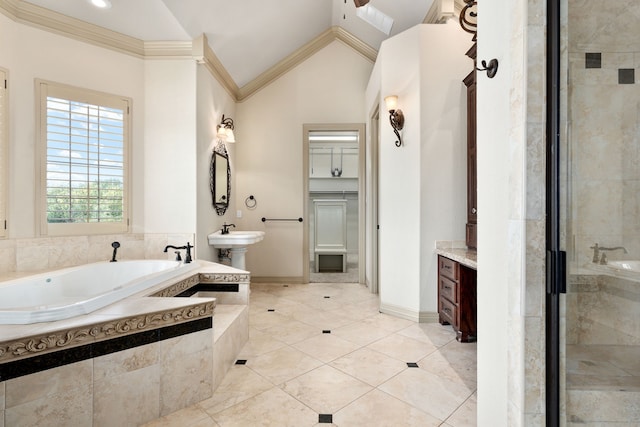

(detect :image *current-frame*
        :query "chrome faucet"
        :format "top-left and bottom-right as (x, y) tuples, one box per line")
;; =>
(163, 242), (193, 263)
(590, 243), (627, 265)
(221, 223), (236, 235)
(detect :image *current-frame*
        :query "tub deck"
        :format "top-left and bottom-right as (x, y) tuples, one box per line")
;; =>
(0, 260), (251, 425)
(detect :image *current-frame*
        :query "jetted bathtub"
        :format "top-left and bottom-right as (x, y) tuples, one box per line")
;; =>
(0, 260), (199, 324)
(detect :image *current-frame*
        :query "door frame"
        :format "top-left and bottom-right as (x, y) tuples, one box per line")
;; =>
(545, 0), (566, 425)
(368, 108), (380, 294)
(302, 123), (366, 284)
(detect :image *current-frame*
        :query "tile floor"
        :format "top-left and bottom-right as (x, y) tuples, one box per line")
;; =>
(145, 282), (477, 427)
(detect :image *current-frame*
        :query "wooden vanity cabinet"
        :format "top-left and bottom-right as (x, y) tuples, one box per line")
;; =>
(438, 255), (477, 342)
(464, 43), (477, 249)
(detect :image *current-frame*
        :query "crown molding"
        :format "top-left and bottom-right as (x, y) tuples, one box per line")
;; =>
(236, 26), (376, 102)
(0, 0), (146, 56)
(0, 0), (378, 103)
(192, 34), (240, 101)
(424, 0), (465, 24)
(144, 40), (194, 59)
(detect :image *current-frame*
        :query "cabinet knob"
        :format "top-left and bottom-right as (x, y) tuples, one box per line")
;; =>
(471, 207), (477, 214)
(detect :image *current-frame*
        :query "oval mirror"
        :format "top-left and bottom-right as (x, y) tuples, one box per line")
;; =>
(210, 143), (230, 215)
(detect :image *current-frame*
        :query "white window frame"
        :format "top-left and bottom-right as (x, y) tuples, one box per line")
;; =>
(0, 68), (7, 238)
(36, 80), (131, 236)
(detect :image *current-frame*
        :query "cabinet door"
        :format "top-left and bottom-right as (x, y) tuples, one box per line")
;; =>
(464, 68), (477, 249)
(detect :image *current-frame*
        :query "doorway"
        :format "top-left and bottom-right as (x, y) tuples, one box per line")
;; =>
(302, 124), (365, 284)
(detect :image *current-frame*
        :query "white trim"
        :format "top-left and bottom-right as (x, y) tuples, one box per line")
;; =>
(423, 0), (465, 24)
(0, 1), (377, 103)
(379, 302), (419, 322)
(379, 302), (439, 323)
(36, 79), (131, 236)
(237, 27), (376, 102)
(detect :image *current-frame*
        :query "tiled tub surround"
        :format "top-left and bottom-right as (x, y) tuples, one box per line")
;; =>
(565, 272), (640, 424)
(0, 260), (250, 426)
(568, 24), (640, 270)
(0, 233), (196, 277)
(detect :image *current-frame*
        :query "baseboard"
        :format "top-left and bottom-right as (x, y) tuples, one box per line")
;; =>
(418, 311), (440, 323)
(379, 302), (439, 323)
(250, 276), (305, 284)
(379, 302), (419, 322)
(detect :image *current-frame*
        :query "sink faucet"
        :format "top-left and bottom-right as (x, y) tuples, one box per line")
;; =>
(163, 242), (193, 263)
(590, 243), (628, 265)
(221, 223), (236, 235)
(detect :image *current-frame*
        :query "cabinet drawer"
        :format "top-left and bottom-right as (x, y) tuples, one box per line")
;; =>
(439, 296), (457, 326)
(439, 276), (458, 304)
(439, 256), (458, 281)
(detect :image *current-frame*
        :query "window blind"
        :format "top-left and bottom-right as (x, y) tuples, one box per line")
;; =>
(39, 81), (129, 235)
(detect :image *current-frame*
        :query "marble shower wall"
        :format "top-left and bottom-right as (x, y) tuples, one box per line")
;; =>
(568, 274), (640, 345)
(0, 233), (195, 276)
(568, 0), (640, 267)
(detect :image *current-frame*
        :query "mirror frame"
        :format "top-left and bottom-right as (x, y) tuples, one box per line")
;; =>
(210, 141), (230, 216)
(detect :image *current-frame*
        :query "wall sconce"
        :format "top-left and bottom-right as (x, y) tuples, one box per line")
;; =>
(384, 95), (404, 147)
(216, 114), (236, 143)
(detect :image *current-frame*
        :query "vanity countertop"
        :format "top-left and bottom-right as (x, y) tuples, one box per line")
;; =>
(435, 241), (477, 270)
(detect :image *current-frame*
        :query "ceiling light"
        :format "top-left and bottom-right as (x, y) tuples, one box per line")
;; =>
(89, 0), (112, 9)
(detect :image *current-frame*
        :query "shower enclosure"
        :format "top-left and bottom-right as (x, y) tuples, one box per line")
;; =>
(558, 0), (640, 423)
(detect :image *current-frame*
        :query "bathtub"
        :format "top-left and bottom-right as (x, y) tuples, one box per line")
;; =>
(0, 260), (200, 324)
(583, 260), (640, 282)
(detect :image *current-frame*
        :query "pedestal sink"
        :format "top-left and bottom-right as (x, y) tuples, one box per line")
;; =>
(207, 230), (265, 270)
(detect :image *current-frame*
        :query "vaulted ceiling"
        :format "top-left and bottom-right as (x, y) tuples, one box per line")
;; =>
(18, 0), (435, 89)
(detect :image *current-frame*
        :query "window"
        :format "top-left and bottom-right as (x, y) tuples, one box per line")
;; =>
(37, 81), (130, 236)
(0, 69), (7, 238)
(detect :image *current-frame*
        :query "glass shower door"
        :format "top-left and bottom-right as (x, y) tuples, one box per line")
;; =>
(561, 0), (640, 423)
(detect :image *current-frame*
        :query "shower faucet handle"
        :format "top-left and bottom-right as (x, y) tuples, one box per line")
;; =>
(590, 243), (599, 263)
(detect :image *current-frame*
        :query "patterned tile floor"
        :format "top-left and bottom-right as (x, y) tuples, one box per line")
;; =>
(145, 282), (477, 426)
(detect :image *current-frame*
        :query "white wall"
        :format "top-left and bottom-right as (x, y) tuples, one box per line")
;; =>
(377, 26), (423, 314)
(418, 23), (469, 313)
(195, 66), (236, 262)
(367, 22), (468, 319)
(477, 1), (528, 424)
(144, 60), (197, 235)
(476, 4), (510, 420)
(0, 13), (145, 238)
(235, 41), (373, 279)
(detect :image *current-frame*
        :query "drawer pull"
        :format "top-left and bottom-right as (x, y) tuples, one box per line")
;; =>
(443, 307), (451, 313)
(444, 285), (451, 290)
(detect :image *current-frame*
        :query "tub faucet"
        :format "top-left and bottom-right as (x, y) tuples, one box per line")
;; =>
(590, 243), (600, 263)
(591, 243), (628, 264)
(163, 242), (193, 263)
(110, 241), (120, 262)
(221, 223), (236, 235)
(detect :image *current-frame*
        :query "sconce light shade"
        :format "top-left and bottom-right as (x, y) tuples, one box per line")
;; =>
(384, 95), (404, 147)
(217, 115), (236, 143)
(224, 127), (236, 143)
(216, 126), (227, 140)
(384, 95), (398, 111)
